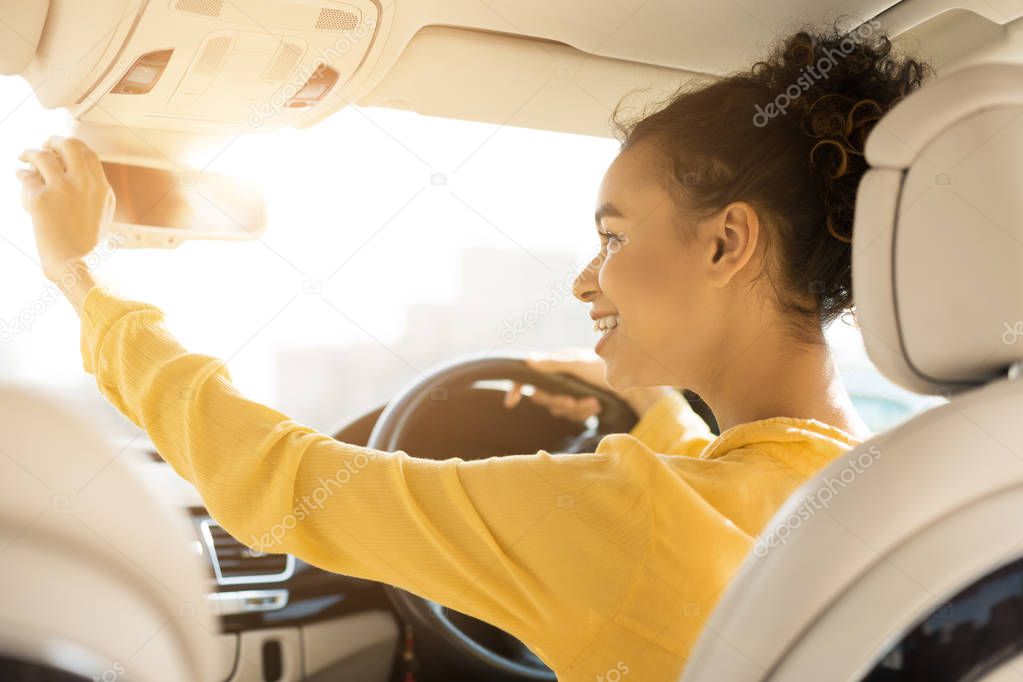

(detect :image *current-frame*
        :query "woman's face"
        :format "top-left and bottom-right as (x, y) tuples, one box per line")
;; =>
(573, 141), (728, 391)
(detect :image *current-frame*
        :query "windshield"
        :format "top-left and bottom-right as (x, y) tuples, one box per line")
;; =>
(0, 75), (937, 440)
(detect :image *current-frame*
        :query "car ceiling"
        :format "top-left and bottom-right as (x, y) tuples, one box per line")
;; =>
(2, 0), (1022, 159)
(401, 0), (904, 75)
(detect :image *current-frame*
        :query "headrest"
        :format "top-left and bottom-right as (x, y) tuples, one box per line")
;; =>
(0, 385), (220, 680)
(853, 62), (1023, 395)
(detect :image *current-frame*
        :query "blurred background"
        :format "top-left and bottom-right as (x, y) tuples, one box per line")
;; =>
(0, 73), (938, 442)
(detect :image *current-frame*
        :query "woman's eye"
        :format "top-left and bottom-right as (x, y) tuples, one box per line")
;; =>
(598, 230), (620, 245)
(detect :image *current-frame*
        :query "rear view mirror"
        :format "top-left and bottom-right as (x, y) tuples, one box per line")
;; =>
(101, 160), (266, 249)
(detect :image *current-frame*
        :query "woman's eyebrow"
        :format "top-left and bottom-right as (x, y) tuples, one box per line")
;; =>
(594, 202), (623, 225)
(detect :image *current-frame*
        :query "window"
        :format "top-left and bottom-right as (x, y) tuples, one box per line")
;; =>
(864, 555), (1023, 680)
(826, 321), (942, 432)
(0, 75), (935, 441)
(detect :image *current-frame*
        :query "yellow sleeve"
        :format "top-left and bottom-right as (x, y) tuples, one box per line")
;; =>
(78, 287), (753, 676)
(627, 390), (715, 456)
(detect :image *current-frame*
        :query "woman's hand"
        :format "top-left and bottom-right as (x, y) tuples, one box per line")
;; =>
(16, 136), (114, 282)
(503, 348), (676, 422)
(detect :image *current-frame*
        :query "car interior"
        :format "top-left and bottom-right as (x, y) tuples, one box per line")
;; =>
(1, 1), (1022, 681)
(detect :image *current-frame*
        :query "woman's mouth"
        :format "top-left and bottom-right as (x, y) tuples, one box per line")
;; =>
(593, 313), (620, 354)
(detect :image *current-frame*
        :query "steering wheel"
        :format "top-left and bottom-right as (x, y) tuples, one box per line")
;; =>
(366, 353), (638, 681)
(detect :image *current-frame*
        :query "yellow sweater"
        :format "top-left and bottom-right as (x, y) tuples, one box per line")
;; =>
(80, 287), (863, 681)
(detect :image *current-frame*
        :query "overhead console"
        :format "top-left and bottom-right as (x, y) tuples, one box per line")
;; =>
(19, 0), (380, 135)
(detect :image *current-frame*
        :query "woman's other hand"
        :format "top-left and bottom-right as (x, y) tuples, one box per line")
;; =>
(503, 348), (676, 423)
(16, 136), (114, 282)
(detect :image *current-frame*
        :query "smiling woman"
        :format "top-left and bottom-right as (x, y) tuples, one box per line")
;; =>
(9, 23), (937, 682)
(0, 75), (922, 436)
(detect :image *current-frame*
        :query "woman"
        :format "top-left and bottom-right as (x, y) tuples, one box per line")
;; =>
(15, 26), (926, 681)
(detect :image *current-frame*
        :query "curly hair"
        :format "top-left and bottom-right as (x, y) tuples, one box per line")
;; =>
(613, 21), (931, 331)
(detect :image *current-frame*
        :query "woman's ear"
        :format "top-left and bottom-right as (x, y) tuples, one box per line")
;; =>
(705, 202), (760, 287)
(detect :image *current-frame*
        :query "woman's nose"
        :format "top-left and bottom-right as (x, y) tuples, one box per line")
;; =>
(573, 254), (601, 303)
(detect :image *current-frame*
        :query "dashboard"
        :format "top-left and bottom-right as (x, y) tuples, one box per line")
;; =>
(190, 509), (384, 631)
(120, 388), (608, 682)
(126, 441), (400, 682)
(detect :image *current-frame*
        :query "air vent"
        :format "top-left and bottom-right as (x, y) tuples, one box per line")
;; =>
(172, 0), (225, 17)
(194, 36), (232, 75)
(264, 42), (303, 82)
(200, 518), (294, 585)
(315, 7), (360, 31)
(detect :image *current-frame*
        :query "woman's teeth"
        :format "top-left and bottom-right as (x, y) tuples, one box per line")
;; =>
(593, 314), (620, 335)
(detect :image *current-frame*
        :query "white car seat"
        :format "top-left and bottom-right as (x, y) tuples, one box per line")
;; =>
(683, 62), (1023, 680)
(0, 385), (222, 681)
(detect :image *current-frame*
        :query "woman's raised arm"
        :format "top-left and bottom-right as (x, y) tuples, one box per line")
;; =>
(76, 285), (753, 678)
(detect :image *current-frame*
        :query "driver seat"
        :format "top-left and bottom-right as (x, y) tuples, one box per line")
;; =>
(0, 385), (222, 681)
(683, 62), (1023, 680)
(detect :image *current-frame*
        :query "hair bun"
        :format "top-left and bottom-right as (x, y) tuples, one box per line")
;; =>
(755, 26), (928, 244)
